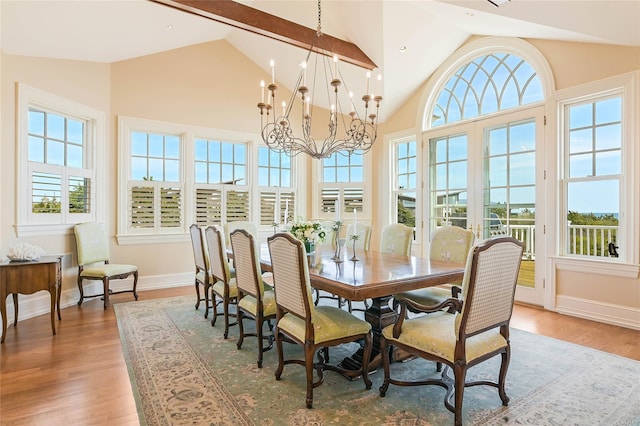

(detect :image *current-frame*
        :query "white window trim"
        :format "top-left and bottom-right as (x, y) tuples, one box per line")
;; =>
(16, 83), (105, 237)
(117, 116), (265, 245)
(550, 71), (639, 278)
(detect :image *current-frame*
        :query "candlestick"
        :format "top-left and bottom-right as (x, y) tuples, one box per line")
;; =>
(353, 207), (357, 229)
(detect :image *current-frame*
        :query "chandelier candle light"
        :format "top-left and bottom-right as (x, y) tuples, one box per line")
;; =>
(257, 0), (382, 159)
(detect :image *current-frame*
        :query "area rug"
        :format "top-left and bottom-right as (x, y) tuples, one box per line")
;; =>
(115, 296), (640, 425)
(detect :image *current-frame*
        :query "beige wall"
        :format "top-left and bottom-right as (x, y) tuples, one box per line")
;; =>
(1, 37), (639, 323)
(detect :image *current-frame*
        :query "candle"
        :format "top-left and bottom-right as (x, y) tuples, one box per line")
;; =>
(335, 198), (340, 221)
(333, 54), (338, 79)
(349, 91), (355, 114)
(305, 97), (310, 115)
(302, 61), (307, 86)
(270, 59), (275, 84)
(274, 204), (279, 224)
(365, 71), (371, 95)
(282, 101), (286, 116)
(376, 74), (382, 97)
(260, 80), (265, 103)
(284, 200), (289, 225)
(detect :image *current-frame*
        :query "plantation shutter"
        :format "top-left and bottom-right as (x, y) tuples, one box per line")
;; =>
(130, 185), (154, 229)
(129, 183), (184, 231)
(344, 188), (364, 213)
(194, 187), (222, 226)
(226, 190), (249, 221)
(260, 191), (277, 226)
(320, 188), (339, 215)
(160, 186), (182, 228)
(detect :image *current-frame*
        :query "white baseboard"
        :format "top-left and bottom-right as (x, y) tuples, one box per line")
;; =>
(1, 272), (194, 328)
(555, 295), (640, 330)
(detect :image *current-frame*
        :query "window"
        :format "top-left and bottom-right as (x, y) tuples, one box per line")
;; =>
(562, 95), (621, 259)
(431, 53), (543, 128)
(257, 147), (295, 226)
(193, 139), (249, 226)
(17, 84), (104, 236)
(428, 134), (468, 230)
(129, 132), (183, 232)
(118, 117), (268, 243)
(318, 152), (366, 219)
(393, 140), (417, 228)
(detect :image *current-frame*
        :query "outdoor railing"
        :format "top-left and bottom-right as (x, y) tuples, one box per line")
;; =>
(495, 224), (618, 260)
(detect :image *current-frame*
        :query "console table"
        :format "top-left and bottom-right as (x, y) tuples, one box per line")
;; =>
(1, 256), (62, 343)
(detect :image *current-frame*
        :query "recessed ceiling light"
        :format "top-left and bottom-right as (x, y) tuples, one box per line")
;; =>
(165, 24), (174, 30)
(399, 46), (407, 53)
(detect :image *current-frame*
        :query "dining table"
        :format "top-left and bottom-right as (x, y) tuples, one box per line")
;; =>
(256, 242), (466, 372)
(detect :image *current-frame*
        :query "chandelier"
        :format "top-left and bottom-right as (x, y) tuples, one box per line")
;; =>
(256, 0), (382, 159)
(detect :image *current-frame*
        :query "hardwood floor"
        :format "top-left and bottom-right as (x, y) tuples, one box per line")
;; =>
(1, 286), (639, 425)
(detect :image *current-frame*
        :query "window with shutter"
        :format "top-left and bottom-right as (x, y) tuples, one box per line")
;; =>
(257, 147), (295, 226)
(17, 84), (102, 236)
(317, 151), (368, 220)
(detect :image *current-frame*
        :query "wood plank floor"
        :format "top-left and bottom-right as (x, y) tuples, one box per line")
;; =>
(1, 286), (639, 425)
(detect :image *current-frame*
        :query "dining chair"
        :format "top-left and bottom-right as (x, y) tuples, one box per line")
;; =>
(267, 232), (373, 409)
(229, 229), (276, 368)
(394, 225), (474, 309)
(205, 225), (238, 338)
(379, 236), (524, 426)
(224, 221), (258, 251)
(74, 222), (138, 309)
(380, 223), (413, 256)
(345, 222), (372, 252)
(189, 224), (213, 318)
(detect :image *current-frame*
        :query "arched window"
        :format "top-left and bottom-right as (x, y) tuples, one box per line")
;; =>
(431, 53), (543, 127)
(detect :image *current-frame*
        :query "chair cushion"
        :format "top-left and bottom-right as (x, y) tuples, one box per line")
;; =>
(196, 270), (216, 285)
(278, 305), (371, 344)
(381, 311), (507, 363)
(80, 264), (137, 278)
(395, 286), (452, 306)
(212, 278), (238, 298)
(238, 289), (276, 317)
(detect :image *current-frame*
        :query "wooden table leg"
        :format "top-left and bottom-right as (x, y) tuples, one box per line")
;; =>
(338, 295), (398, 373)
(49, 289), (56, 336)
(12, 293), (18, 327)
(1, 295), (7, 344)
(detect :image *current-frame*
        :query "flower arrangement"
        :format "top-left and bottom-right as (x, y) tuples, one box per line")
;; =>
(289, 220), (326, 245)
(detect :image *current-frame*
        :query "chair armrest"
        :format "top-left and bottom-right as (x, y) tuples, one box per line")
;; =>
(451, 285), (462, 298)
(392, 297), (463, 338)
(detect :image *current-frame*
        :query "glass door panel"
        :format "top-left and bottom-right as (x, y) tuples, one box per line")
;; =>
(424, 107), (544, 306)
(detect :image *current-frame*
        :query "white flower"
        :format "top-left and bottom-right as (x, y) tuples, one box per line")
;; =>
(289, 220), (326, 244)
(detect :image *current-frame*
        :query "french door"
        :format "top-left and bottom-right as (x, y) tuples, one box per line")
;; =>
(424, 107), (545, 306)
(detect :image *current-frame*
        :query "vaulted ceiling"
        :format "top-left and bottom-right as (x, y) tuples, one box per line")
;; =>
(2, 1), (639, 120)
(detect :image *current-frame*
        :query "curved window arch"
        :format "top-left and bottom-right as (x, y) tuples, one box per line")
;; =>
(431, 53), (543, 127)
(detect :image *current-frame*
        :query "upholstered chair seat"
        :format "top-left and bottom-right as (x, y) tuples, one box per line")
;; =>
(277, 305), (371, 344)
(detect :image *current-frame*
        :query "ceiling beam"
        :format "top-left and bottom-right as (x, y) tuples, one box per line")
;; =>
(150, 0), (377, 70)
